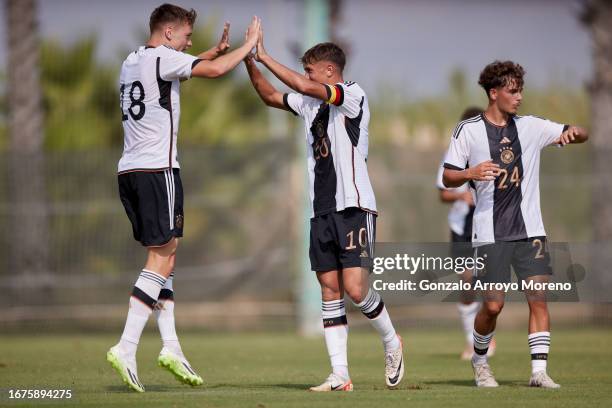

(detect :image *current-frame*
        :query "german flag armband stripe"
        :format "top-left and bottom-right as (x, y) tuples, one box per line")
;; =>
(325, 84), (344, 106)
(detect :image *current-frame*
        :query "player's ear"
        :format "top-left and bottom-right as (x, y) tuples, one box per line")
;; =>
(164, 25), (173, 41)
(326, 64), (334, 78)
(489, 88), (497, 101)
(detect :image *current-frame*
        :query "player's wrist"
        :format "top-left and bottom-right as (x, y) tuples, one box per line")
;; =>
(464, 168), (473, 181)
(245, 57), (257, 68)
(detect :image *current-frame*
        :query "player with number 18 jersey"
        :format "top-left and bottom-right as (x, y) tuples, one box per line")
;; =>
(118, 44), (198, 245)
(107, 5), (262, 393)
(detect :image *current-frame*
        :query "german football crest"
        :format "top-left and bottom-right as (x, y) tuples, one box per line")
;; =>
(500, 147), (514, 164)
(175, 214), (184, 229)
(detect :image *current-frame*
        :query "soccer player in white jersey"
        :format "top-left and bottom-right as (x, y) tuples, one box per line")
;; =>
(243, 29), (404, 391)
(437, 107), (495, 361)
(107, 4), (261, 392)
(442, 61), (588, 388)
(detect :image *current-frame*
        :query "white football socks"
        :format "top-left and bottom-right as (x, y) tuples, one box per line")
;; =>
(472, 330), (494, 365)
(457, 302), (480, 344)
(322, 299), (349, 380)
(529, 331), (550, 374)
(119, 269), (166, 358)
(357, 289), (401, 352)
(154, 272), (183, 356)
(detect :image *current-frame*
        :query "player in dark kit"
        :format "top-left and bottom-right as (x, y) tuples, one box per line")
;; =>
(244, 28), (404, 391)
(108, 3), (261, 392)
(443, 60), (588, 388)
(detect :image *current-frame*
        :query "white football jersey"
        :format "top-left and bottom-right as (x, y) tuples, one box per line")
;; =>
(443, 114), (566, 244)
(118, 45), (199, 173)
(284, 81), (377, 218)
(436, 162), (473, 237)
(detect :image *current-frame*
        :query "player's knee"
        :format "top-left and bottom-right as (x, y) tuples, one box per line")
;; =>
(165, 237), (179, 253)
(146, 238), (178, 273)
(527, 299), (548, 313)
(345, 286), (366, 304)
(320, 285), (342, 301)
(151, 238), (178, 257)
(526, 291), (548, 304)
(346, 291), (361, 304)
(483, 301), (504, 316)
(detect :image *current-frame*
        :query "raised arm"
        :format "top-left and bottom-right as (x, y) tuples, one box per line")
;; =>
(191, 16), (260, 78)
(196, 22), (231, 61)
(244, 54), (286, 110)
(254, 27), (328, 100)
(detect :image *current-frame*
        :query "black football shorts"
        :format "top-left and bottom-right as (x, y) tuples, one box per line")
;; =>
(309, 207), (376, 272)
(118, 168), (184, 247)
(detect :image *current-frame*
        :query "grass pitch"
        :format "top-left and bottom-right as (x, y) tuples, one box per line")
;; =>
(1, 327), (611, 407)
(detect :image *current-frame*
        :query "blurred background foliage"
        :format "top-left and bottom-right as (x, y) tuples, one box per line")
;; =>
(7, 18), (272, 152)
(1, 2), (607, 331)
(370, 68), (590, 149)
(0, 20), (590, 151)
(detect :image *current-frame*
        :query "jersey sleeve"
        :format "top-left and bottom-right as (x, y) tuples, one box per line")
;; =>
(532, 116), (567, 148)
(325, 82), (363, 119)
(436, 161), (447, 190)
(159, 49), (200, 81)
(283, 92), (306, 117)
(443, 126), (469, 171)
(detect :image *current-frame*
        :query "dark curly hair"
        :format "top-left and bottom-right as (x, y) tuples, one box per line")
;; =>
(150, 3), (197, 33)
(300, 42), (346, 72)
(478, 60), (525, 97)
(460, 106), (482, 120)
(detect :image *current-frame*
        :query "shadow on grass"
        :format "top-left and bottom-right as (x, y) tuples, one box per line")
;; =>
(107, 381), (478, 393)
(205, 383), (313, 391)
(423, 379), (525, 387)
(105, 384), (181, 393)
(205, 382), (437, 392)
(422, 379), (476, 387)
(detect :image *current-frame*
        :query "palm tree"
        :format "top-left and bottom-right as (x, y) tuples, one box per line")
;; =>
(581, 0), (612, 311)
(5, 0), (49, 297)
